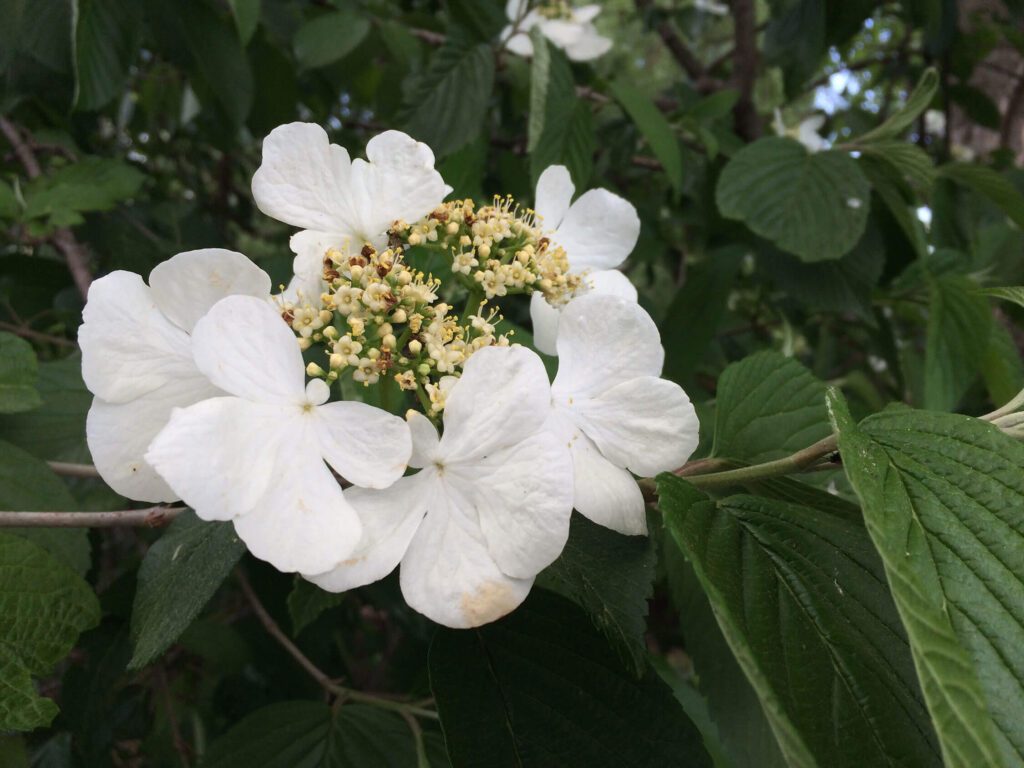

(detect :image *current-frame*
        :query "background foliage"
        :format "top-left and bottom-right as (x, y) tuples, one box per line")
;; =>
(3, 0), (1024, 765)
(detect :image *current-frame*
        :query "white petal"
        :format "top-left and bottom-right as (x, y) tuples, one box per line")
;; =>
(148, 249), (271, 333)
(355, 131), (451, 237)
(191, 295), (306, 404)
(571, 377), (700, 476)
(251, 122), (360, 236)
(534, 165), (574, 230)
(461, 429), (573, 578)
(553, 188), (640, 271)
(529, 291), (561, 356)
(505, 31), (534, 57)
(233, 454), (363, 574)
(314, 401), (412, 488)
(146, 397), (286, 520)
(564, 26), (612, 61)
(304, 474), (430, 591)
(439, 345), (551, 463)
(573, 5), (602, 23)
(587, 268), (638, 301)
(553, 293), (663, 399)
(79, 272), (195, 403)
(399, 487), (532, 628)
(407, 410), (440, 469)
(551, 413), (647, 535)
(505, 0), (526, 21)
(539, 18), (585, 48)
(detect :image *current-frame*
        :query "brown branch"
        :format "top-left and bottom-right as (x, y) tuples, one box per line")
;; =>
(0, 321), (76, 348)
(634, 0), (719, 91)
(0, 506), (185, 528)
(0, 117), (93, 301)
(730, 0), (760, 141)
(155, 665), (191, 768)
(369, 16), (445, 45)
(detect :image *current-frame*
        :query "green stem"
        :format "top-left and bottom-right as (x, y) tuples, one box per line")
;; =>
(461, 289), (485, 320)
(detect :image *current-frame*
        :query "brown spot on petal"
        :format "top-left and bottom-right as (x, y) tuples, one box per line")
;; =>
(460, 581), (519, 626)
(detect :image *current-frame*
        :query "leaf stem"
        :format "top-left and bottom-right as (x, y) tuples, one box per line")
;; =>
(235, 569), (439, 721)
(0, 506), (185, 527)
(47, 461), (102, 478)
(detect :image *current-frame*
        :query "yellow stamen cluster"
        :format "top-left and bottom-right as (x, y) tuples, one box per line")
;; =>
(537, 1), (575, 20)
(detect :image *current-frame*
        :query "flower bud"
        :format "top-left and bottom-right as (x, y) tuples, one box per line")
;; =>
(382, 333), (397, 349)
(446, 222), (459, 235)
(408, 339), (422, 355)
(417, 363), (431, 376)
(392, 308), (408, 323)
(306, 362), (326, 378)
(323, 326), (339, 340)
(329, 353), (344, 369)
(298, 337), (312, 351)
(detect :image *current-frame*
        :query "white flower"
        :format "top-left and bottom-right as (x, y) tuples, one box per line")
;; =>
(79, 249), (272, 502)
(251, 122), (452, 303)
(774, 109), (827, 153)
(543, 293), (700, 535)
(502, 1), (612, 62)
(145, 295), (412, 575)
(693, 0), (729, 14)
(306, 345), (573, 629)
(528, 165), (641, 354)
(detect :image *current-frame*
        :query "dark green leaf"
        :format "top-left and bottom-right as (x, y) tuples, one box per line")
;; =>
(401, 35), (494, 158)
(948, 83), (1002, 131)
(0, 534), (100, 730)
(23, 157), (145, 225)
(536, 513), (656, 676)
(855, 140), (935, 189)
(939, 163), (1024, 232)
(658, 474), (941, 768)
(73, 0), (141, 111)
(830, 390), (1024, 767)
(0, 333), (42, 414)
(858, 69), (939, 143)
(0, 358), (92, 462)
(287, 578), (346, 637)
(711, 351), (830, 462)
(228, 0), (260, 45)
(609, 78), (683, 192)
(859, 154), (929, 259)
(923, 273), (992, 411)
(980, 322), (1024, 408)
(429, 590), (712, 768)
(716, 137), (870, 262)
(128, 511), (246, 669)
(0, 180), (18, 219)
(446, 0), (506, 41)
(293, 11), (371, 70)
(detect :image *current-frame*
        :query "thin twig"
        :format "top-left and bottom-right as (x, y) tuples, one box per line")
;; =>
(0, 321), (76, 347)
(235, 570), (439, 720)
(730, 0), (760, 141)
(48, 461), (101, 478)
(634, 0), (712, 87)
(0, 117), (93, 301)
(155, 665), (191, 768)
(0, 506), (185, 528)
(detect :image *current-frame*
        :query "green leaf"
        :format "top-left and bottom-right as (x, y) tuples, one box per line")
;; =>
(73, 0), (141, 111)
(855, 140), (935, 189)
(0, 533), (100, 730)
(980, 322), (1024, 408)
(22, 157), (145, 225)
(530, 98), (594, 190)
(429, 589), (712, 768)
(716, 137), (870, 262)
(659, 475), (941, 767)
(401, 34), (494, 158)
(446, 0), (506, 40)
(287, 578), (346, 637)
(293, 11), (371, 70)
(201, 701), (421, 767)
(536, 513), (656, 676)
(0, 358), (92, 462)
(711, 351), (830, 462)
(858, 69), (939, 143)
(128, 511), (245, 669)
(938, 163), (1024, 232)
(609, 78), (683, 192)
(981, 286), (1024, 308)
(0, 180), (19, 219)
(830, 390), (1024, 767)
(923, 274), (992, 411)
(228, 0), (260, 45)
(0, 333), (42, 414)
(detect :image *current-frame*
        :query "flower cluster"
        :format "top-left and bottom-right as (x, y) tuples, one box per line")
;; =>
(501, 1), (612, 62)
(80, 122), (699, 628)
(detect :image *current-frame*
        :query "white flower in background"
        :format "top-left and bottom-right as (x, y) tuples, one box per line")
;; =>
(251, 122), (451, 303)
(924, 109), (946, 138)
(79, 249), (272, 502)
(307, 346), (573, 629)
(693, 0), (729, 14)
(543, 293), (699, 535)
(502, 1), (612, 62)
(146, 296), (412, 575)
(773, 109), (827, 153)
(529, 165), (641, 354)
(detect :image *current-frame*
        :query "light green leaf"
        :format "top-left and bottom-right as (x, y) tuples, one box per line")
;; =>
(712, 351), (830, 462)
(980, 286), (1024, 309)
(830, 391), (1024, 767)
(0, 333), (42, 414)
(201, 701), (421, 767)
(857, 69), (939, 143)
(228, 0), (259, 45)
(0, 533), (100, 730)
(530, 98), (594, 190)
(430, 590), (712, 768)
(536, 512), (657, 676)
(609, 77), (683, 192)
(293, 11), (370, 70)
(659, 475), (941, 767)
(939, 163), (1024, 232)
(923, 274), (992, 411)
(401, 33), (494, 158)
(855, 140), (935, 189)
(287, 578), (346, 637)
(128, 511), (246, 669)
(716, 137), (870, 262)
(73, 0), (141, 111)
(22, 157), (144, 225)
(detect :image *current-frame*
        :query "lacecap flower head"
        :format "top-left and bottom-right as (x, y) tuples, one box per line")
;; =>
(502, 1), (612, 61)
